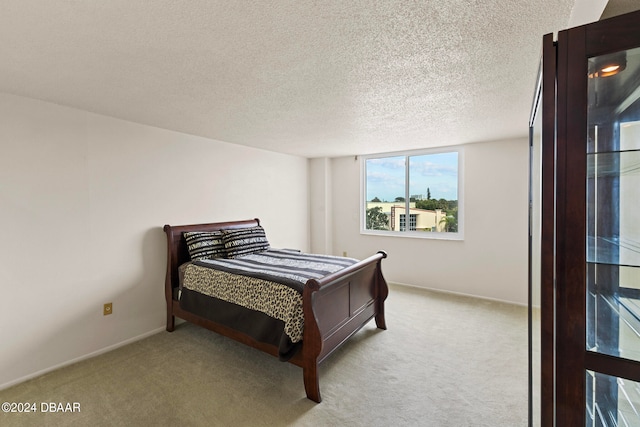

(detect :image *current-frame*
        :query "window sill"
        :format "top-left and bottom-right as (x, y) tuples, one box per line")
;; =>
(360, 229), (464, 241)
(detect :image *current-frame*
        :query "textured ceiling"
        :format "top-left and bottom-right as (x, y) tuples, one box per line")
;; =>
(0, 1), (602, 158)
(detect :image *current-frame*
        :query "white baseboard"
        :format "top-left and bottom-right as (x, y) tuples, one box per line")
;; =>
(389, 281), (527, 307)
(0, 326), (166, 391)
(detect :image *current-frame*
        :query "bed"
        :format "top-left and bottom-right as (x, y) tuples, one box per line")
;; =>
(163, 218), (389, 402)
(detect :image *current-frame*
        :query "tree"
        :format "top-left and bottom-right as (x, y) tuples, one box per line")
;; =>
(366, 206), (389, 230)
(371, 196), (381, 202)
(416, 198), (438, 210)
(395, 196), (405, 202)
(439, 210), (458, 232)
(426, 187), (431, 200)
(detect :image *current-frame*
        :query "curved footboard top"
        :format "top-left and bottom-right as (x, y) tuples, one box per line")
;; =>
(307, 251), (387, 290)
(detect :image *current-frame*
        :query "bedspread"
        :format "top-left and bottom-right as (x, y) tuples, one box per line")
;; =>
(181, 250), (358, 349)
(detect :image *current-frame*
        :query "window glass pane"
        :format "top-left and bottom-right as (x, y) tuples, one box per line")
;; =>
(365, 156), (405, 231)
(409, 153), (459, 233)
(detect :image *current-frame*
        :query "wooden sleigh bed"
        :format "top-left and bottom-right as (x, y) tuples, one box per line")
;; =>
(163, 218), (389, 402)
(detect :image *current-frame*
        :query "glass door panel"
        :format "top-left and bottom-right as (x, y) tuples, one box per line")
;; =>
(587, 150), (640, 267)
(587, 371), (640, 427)
(529, 79), (543, 426)
(586, 46), (640, 426)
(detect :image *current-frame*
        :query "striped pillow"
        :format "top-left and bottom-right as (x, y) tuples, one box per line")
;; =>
(222, 226), (270, 258)
(184, 231), (226, 260)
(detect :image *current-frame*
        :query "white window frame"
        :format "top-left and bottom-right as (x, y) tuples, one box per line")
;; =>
(360, 146), (464, 240)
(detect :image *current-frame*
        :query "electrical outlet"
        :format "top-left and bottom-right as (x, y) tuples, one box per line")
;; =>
(103, 303), (113, 316)
(343, 251), (347, 257)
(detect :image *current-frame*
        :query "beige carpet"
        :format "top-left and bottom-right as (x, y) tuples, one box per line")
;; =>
(0, 284), (528, 426)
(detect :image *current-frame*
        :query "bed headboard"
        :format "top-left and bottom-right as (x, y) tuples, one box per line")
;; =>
(163, 218), (261, 294)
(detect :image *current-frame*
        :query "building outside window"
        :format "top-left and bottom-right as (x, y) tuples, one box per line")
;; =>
(399, 213), (418, 231)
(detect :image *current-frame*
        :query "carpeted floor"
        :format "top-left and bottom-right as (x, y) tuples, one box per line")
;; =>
(0, 284), (528, 426)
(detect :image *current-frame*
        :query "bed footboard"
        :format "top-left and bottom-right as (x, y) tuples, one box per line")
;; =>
(300, 251), (389, 402)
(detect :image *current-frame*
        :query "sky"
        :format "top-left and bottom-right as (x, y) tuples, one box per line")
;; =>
(365, 152), (458, 202)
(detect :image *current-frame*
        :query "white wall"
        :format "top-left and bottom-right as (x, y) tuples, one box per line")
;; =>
(0, 93), (309, 389)
(309, 158), (332, 254)
(324, 138), (529, 304)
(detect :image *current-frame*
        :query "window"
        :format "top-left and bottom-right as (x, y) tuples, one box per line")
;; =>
(399, 214), (417, 231)
(361, 147), (463, 239)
